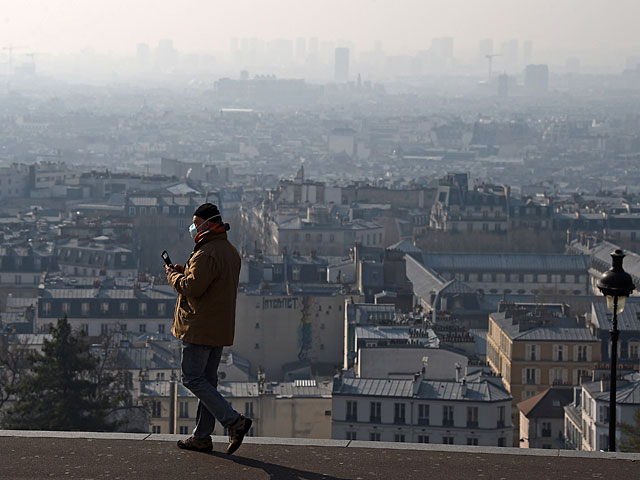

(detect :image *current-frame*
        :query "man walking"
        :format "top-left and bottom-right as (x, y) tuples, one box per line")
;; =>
(165, 202), (252, 454)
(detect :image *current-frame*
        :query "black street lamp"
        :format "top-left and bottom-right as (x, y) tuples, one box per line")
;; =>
(597, 249), (635, 452)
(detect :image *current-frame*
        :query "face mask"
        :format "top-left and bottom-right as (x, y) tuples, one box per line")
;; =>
(188, 214), (222, 239)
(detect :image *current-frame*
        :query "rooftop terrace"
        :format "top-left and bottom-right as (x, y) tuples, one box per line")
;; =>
(1, 431), (639, 479)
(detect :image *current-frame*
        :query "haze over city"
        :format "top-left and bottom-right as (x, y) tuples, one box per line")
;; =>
(2, 0), (640, 67)
(1, 1), (640, 476)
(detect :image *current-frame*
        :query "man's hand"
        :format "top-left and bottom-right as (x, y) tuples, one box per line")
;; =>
(165, 264), (184, 276)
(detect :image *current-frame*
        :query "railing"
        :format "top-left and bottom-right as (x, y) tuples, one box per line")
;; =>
(497, 420), (505, 429)
(417, 418), (430, 426)
(393, 417), (406, 425)
(466, 421), (479, 428)
(345, 415), (357, 422)
(369, 416), (381, 424)
(442, 419), (454, 427)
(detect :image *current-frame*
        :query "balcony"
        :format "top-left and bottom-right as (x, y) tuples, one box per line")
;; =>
(442, 419), (454, 427)
(345, 415), (358, 422)
(393, 417), (406, 425)
(417, 418), (430, 426)
(369, 416), (382, 424)
(466, 421), (479, 428)
(497, 420), (506, 429)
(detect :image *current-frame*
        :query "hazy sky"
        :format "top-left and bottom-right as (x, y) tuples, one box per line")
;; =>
(2, 0), (639, 56)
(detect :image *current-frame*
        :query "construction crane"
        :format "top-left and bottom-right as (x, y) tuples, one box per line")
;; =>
(485, 54), (502, 80)
(2, 44), (29, 76)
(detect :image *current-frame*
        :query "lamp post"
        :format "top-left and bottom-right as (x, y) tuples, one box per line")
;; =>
(596, 249), (635, 452)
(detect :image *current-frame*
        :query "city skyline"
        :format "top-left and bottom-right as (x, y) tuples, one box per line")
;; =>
(2, 0), (640, 64)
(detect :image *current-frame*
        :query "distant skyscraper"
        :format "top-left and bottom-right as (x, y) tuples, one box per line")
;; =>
(523, 40), (533, 65)
(156, 39), (178, 71)
(498, 73), (509, 97)
(334, 47), (349, 82)
(431, 37), (454, 65)
(501, 39), (518, 71)
(296, 37), (307, 62)
(524, 64), (549, 94)
(136, 43), (150, 67)
(478, 39), (493, 58)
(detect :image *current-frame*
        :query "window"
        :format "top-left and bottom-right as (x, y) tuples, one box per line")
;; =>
(120, 323), (127, 331)
(394, 403), (406, 424)
(120, 302), (128, 314)
(158, 303), (166, 316)
(81, 303), (90, 315)
(442, 436), (454, 445)
(541, 422), (552, 437)
(151, 401), (161, 417)
(43, 302), (51, 315)
(630, 342), (640, 359)
(466, 438), (479, 446)
(179, 402), (189, 418)
(418, 404), (429, 426)
(346, 401), (358, 422)
(101, 302), (109, 314)
(158, 324), (165, 334)
(139, 323), (146, 333)
(179, 426), (189, 435)
(346, 431), (357, 440)
(369, 402), (381, 423)
(497, 406), (506, 428)
(443, 406), (454, 427)
(598, 405), (609, 424)
(467, 407), (478, 428)
(554, 344), (566, 361)
(245, 402), (254, 417)
(394, 434), (405, 442)
(369, 432), (380, 441)
(417, 435), (429, 443)
(498, 437), (506, 447)
(62, 302), (70, 315)
(101, 324), (109, 335)
(524, 368), (539, 385)
(81, 324), (89, 335)
(526, 344), (539, 361)
(139, 303), (147, 315)
(152, 425), (161, 433)
(575, 345), (589, 362)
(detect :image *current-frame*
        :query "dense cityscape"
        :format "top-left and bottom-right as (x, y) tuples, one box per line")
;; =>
(2, 16), (640, 461)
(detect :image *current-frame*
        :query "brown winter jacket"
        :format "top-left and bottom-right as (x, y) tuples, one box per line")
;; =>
(168, 231), (241, 346)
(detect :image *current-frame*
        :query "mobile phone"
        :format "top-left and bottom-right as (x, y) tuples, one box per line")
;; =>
(161, 250), (173, 267)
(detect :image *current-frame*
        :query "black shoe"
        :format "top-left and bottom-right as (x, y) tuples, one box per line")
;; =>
(177, 436), (213, 452)
(226, 415), (252, 455)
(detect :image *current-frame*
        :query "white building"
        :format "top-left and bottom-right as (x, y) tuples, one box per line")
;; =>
(332, 370), (512, 446)
(564, 374), (640, 451)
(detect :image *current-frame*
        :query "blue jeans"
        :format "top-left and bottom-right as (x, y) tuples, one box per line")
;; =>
(181, 341), (239, 439)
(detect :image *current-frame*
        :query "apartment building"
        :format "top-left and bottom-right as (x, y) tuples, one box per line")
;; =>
(486, 303), (601, 445)
(143, 379), (332, 438)
(564, 374), (640, 451)
(517, 387), (573, 449)
(331, 371), (512, 446)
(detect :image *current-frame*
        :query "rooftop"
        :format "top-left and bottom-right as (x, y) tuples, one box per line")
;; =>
(1, 431), (638, 480)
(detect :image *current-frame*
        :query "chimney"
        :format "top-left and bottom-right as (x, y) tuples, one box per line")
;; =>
(460, 378), (467, 397)
(413, 372), (421, 395)
(455, 362), (461, 382)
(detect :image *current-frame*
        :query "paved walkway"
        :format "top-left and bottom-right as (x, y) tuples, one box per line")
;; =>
(1, 433), (639, 479)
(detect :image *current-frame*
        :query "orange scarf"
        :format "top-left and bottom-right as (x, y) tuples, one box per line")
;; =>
(194, 222), (228, 243)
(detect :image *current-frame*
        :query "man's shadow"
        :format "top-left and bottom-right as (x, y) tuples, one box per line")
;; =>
(208, 450), (350, 480)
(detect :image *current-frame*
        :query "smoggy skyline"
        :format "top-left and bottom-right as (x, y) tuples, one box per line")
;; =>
(2, 0), (639, 60)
